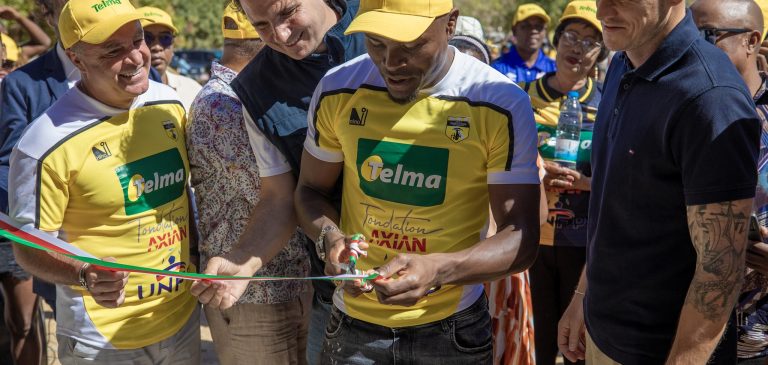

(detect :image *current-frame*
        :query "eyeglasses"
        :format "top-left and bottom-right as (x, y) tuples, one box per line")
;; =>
(560, 31), (603, 53)
(144, 32), (175, 48)
(1, 60), (15, 70)
(698, 28), (752, 44)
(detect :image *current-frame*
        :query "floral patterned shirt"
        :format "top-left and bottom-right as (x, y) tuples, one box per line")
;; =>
(186, 62), (309, 304)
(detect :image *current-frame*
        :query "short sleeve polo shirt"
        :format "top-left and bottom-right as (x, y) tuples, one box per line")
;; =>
(586, 11), (760, 365)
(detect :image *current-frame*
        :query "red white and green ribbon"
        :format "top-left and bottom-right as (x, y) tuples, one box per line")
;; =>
(0, 213), (374, 282)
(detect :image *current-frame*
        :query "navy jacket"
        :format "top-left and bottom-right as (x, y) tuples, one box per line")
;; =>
(232, 0), (366, 300)
(0, 48), (161, 212)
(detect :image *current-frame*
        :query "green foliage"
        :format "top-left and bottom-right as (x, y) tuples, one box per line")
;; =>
(1, 0), (703, 48)
(455, 0), (570, 34)
(1, 0), (228, 50)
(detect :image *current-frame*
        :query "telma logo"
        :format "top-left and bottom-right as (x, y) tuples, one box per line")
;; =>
(360, 156), (441, 189)
(91, 0), (122, 13)
(116, 149), (186, 215)
(357, 139), (448, 207)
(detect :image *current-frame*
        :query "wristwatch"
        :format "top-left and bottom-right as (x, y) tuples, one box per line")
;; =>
(78, 263), (91, 292)
(316, 225), (339, 262)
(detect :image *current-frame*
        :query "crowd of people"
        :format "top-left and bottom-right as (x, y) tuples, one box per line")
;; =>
(0, 0), (768, 364)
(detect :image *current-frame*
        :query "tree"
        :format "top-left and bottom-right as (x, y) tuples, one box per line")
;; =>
(0, 0), (227, 50)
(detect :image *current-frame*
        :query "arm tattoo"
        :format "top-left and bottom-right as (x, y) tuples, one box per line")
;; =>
(686, 201), (749, 322)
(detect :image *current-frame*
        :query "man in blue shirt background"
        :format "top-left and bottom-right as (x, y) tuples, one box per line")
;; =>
(492, 3), (556, 83)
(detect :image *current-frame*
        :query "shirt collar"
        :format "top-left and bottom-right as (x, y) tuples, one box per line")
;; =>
(56, 43), (81, 82)
(536, 72), (594, 103)
(322, 0), (357, 64)
(504, 46), (549, 71)
(631, 10), (700, 81)
(210, 61), (237, 84)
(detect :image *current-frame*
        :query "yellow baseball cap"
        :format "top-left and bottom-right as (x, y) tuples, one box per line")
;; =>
(222, 1), (259, 39)
(137, 7), (178, 35)
(345, 0), (454, 43)
(512, 4), (551, 27)
(58, 0), (151, 49)
(559, 1), (601, 32)
(1, 33), (19, 62)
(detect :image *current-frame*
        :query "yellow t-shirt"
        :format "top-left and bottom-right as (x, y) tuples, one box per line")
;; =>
(9, 81), (196, 349)
(305, 51), (540, 327)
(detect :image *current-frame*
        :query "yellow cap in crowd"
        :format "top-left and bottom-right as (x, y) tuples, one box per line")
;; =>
(1, 33), (19, 62)
(137, 6), (178, 35)
(222, 1), (259, 39)
(559, 1), (601, 32)
(512, 3), (551, 27)
(58, 0), (151, 49)
(345, 0), (454, 43)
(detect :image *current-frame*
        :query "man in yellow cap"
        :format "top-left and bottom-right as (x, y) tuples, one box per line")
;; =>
(293, 0), (541, 362)
(138, 6), (202, 111)
(492, 3), (556, 83)
(186, 3), (310, 364)
(8, 0), (199, 363)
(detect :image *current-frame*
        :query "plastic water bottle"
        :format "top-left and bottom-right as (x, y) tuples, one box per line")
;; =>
(553, 91), (583, 169)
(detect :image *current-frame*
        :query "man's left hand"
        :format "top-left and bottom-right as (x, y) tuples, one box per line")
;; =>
(371, 254), (441, 307)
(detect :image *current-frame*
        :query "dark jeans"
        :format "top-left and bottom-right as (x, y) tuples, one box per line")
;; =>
(321, 294), (492, 365)
(529, 245), (586, 365)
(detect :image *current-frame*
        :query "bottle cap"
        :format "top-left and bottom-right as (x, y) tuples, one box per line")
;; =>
(568, 91), (580, 98)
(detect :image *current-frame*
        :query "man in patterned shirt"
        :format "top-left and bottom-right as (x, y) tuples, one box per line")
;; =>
(186, 3), (311, 364)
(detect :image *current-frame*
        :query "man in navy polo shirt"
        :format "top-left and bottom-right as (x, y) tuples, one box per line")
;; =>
(557, 0), (760, 364)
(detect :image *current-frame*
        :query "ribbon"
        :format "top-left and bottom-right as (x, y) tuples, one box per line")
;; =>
(0, 213), (375, 282)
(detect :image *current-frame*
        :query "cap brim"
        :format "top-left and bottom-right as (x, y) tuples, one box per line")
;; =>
(80, 11), (151, 45)
(140, 19), (179, 35)
(559, 15), (602, 33)
(345, 11), (435, 43)
(515, 13), (551, 26)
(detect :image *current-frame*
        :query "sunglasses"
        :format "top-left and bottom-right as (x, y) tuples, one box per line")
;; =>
(1, 60), (15, 70)
(699, 28), (752, 44)
(144, 32), (174, 48)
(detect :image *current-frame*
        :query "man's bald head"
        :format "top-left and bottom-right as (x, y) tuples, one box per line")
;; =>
(692, 0), (763, 36)
(692, 0), (763, 79)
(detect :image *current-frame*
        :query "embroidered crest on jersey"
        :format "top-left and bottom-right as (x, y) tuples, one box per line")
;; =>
(92, 141), (112, 160)
(349, 107), (368, 126)
(162, 120), (178, 140)
(357, 138), (447, 207)
(445, 117), (470, 143)
(116, 149), (186, 215)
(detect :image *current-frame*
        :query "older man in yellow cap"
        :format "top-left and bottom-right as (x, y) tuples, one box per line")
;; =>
(492, 3), (556, 83)
(186, 3), (310, 365)
(138, 6), (202, 111)
(8, 0), (199, 363)
(294, 0), (541, 363)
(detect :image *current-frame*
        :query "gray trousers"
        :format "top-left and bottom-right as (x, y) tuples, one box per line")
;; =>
(57, 306), (200, 365)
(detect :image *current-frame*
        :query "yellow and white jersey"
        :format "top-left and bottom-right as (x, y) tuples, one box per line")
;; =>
(305, 50), (540, 328)
(9, 81), (196, 349)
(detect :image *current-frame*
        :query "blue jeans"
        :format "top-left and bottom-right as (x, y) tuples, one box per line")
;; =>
(307, 292), (333, 365)
(321, 295), (492, 365)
